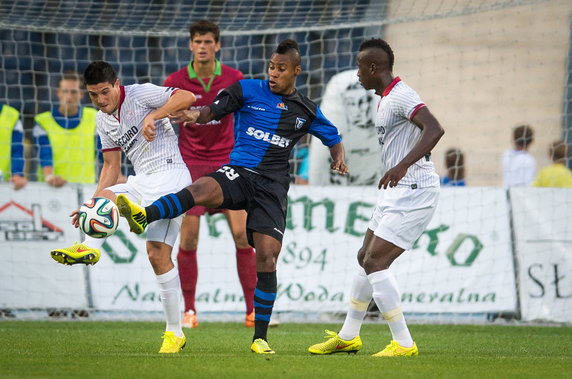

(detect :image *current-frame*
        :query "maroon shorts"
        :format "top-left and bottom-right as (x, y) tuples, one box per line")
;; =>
(185, 163), (227, 216)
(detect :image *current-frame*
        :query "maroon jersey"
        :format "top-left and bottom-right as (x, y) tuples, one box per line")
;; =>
(164, 60), (244, 164)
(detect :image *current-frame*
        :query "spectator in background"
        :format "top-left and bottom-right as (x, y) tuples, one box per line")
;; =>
(502, 124), (536, 187)
(308, 69), (381, 186)
(163, 20), (256, 329)
(0, 104), (27, 189)
(532, 140), (572, 188)
(291, 136), (310, 184)
(33, 72), (99, 187)
(441, 148), (466, 186)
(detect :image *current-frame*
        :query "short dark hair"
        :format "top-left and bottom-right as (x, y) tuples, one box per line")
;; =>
(59, 71), (81, 84)
(190, 19), (220, 42)
(274, 39), (301, 66)
(445, 148), (465, 180)
(83, 61), (117, 86)
(359, 38), (394, 71)
(550, 140), (569, 163)
(58, 71), (83, 88)
(513, 124), (534, 148)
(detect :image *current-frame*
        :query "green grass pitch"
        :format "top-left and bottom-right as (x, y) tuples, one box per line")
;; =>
(1, 321), (571, 378)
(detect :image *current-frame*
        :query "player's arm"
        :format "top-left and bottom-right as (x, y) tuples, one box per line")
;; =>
(169, 81), (244, 126)
(142, 89), (196, 141)
(378, 107), (444, 189)
(308, 106), (348, 175)
(328, 142), (348, 175)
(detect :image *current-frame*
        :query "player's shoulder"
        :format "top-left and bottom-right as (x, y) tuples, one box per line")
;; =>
(220, 63), (244, 79)
(392, 78), (418, 96)
(237, 79), (268, 95)
(164, 66), (187, 83)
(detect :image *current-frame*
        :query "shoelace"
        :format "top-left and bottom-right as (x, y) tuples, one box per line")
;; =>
(322, 330), (337, 339)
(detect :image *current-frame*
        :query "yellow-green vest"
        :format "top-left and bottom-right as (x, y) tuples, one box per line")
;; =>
(0, 104), (21, 181)
(35, 107), (98, 183)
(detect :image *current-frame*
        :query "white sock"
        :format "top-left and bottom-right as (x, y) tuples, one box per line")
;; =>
(82, 235), (105, 250)
(368, 269), (414, 348)
(338, 267), (373, 340)
(156, 267), (183, 337)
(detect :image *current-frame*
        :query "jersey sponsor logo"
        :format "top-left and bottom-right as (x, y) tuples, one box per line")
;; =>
(295, 117), (306, 130)
(247, 105), (266, 112)
(245, 127), (292, 148)
(276, 102), (288, 110)
(217, 166), (240, 181)
(114, 126), (138, 147)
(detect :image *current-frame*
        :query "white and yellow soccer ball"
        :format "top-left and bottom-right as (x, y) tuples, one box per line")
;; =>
(78, 197), (119, 238)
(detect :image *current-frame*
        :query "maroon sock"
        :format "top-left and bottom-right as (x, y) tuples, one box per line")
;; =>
(177, 248), (198, 313)
(236, 247), (257, 314)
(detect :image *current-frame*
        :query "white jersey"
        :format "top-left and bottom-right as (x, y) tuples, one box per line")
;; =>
(501, 149), (536, 187)
(97, 83), (186, 175)
(375, 77), (439, 188)
(309, 70), (382, 185)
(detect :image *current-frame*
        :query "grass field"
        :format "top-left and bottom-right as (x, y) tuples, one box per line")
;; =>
(1, 321), (571, 378)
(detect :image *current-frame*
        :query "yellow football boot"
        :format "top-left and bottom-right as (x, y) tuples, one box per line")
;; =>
(116, 194), (148, 234)
(158, 331), (186, 354)
(372, 340), (418, 357)
(50, 243), (100, 265)
(308, 330), (362, 355)
(250, 338), (275, 354)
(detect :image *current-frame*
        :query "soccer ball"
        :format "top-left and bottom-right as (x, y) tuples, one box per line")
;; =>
(78, 197), (119, 238)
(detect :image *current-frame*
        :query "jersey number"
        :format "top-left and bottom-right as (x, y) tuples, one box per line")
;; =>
(217, 166), (239, 181)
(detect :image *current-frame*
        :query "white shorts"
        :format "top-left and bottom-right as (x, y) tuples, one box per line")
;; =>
(367, 186), (439, 250)
(107, 168), (192, 247)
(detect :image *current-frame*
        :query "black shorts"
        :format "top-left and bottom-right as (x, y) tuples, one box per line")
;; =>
(206, 165), (288, 247)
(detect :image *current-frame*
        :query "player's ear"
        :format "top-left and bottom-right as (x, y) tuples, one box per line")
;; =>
(114, 79), (121, 87)
(215, 41), (221, 53)
(370, 62), (376, 74)
(294, 65), (301, 76)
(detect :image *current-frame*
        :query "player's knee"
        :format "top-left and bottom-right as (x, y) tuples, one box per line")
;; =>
(179, 233), (199, 250)
(357, 248), (366, 266)
(362, 251), (389, 274)
(256, 251), (277, 271)
(146, 243), (172, 272)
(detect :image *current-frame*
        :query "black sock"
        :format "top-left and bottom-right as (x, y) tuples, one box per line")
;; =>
(145, 188), (195, 223)
(253, 271), (277, 342)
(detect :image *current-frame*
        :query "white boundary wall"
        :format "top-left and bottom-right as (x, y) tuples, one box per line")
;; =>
(0, 183), (570, 323)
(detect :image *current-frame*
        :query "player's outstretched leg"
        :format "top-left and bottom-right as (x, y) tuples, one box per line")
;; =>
(118, 189), (196, 234)
(308, 330), (362, 355)
(116, 194), (148, 234)
(50, 236), (104, 266)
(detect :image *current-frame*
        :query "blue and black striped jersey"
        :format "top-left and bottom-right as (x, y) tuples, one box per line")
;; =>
(209, 79), (341, 185)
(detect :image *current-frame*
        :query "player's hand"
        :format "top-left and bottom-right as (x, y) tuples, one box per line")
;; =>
(46, 174), (66, 188)
(70, 208), (80, 228)
(10, 175), (28, 190)
(169, 110), (200, 126)
(378, 164), (407, 189)
(330, 160), (349, 175)
(142, 115), (157, 141)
